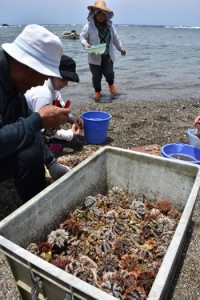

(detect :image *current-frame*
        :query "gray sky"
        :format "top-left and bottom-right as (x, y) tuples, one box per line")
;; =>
(1, 0), (199, 26)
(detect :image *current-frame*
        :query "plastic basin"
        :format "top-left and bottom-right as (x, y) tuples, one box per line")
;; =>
(82, 111), (112, 144)
(161, 143), (200, 164)
(84, 43), (106, 54)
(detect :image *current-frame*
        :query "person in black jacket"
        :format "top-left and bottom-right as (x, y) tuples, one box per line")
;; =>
(0, 24), (71, 210)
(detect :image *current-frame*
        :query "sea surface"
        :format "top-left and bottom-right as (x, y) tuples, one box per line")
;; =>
(1, 24), (200, 104)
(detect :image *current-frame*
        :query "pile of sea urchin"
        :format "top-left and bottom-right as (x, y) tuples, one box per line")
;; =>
(27, 187), (181, 299)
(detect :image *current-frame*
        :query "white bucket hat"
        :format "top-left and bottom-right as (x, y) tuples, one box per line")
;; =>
(2, 24), (63, 78)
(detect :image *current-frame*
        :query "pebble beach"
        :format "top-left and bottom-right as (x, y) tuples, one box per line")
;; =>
(1, 98), (200, 299)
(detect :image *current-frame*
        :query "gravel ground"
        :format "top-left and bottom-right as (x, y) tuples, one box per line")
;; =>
(1, 98), (200, 299)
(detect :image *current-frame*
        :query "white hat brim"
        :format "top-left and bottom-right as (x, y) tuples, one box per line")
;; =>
(2, 42), (62, 78)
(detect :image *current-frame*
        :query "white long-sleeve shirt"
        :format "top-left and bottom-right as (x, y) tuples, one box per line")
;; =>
(25, 79), (73, 141)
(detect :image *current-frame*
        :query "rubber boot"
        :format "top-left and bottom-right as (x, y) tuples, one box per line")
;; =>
(109, 84), (117, 94)
(94, 92), (102, 99)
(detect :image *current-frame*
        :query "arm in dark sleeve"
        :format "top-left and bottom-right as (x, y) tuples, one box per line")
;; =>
(0, 112), (43, 159)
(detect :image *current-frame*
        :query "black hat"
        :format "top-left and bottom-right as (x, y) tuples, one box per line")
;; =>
(59, 55), (79, 83)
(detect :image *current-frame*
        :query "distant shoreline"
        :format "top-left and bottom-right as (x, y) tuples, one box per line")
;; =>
(1, 23), (200, 29)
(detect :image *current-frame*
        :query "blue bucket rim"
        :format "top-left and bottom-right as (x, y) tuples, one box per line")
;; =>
(81, 110), (112, 121)
(161, 142), (200, 164)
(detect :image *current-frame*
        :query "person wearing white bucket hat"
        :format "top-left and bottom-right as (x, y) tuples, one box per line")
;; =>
(0, 24), (72, 212)
(80, 0), (126, 100)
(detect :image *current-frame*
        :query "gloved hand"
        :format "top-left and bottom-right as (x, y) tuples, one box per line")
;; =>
(47, 158), (71, 180)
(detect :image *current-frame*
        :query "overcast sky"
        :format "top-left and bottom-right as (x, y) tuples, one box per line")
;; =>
(1, 0), (199, 27)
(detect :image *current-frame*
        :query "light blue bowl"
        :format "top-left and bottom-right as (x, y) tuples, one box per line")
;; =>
(161, 143), (200, 164)
(187, 128), (200, 148)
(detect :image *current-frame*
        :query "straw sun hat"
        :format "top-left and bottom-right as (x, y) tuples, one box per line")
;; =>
(87, 0), (114, 18)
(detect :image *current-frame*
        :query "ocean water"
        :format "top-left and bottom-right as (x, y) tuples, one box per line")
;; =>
(1, 24), (200, 104)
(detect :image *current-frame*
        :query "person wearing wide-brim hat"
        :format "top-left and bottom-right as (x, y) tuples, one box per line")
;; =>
(80, 0), (126, 100)
(0, 24), (72, 210)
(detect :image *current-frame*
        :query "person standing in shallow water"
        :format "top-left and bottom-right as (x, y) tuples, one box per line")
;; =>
(80, 0), (126, 100)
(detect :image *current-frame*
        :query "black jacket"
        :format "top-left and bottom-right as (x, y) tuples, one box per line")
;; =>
(0, 50), (43, 159)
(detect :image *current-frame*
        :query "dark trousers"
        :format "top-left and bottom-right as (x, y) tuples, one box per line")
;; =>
(0, 142), (46, 203)
(89, 54), (114, 92)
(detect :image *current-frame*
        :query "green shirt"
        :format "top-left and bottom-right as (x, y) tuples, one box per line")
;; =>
(95, 20), (111, 55)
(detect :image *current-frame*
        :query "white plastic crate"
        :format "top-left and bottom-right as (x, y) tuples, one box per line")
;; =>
(0, 146), (200, 300)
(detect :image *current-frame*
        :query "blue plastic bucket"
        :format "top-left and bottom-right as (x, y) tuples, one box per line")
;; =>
(81, 111), (112, 144)
(161, 143), (200, 164)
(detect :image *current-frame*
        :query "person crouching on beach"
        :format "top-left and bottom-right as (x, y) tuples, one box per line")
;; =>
(80, 0), (126, 100)
(25, 55), (82, 180)
(0, 24), (71, 207)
